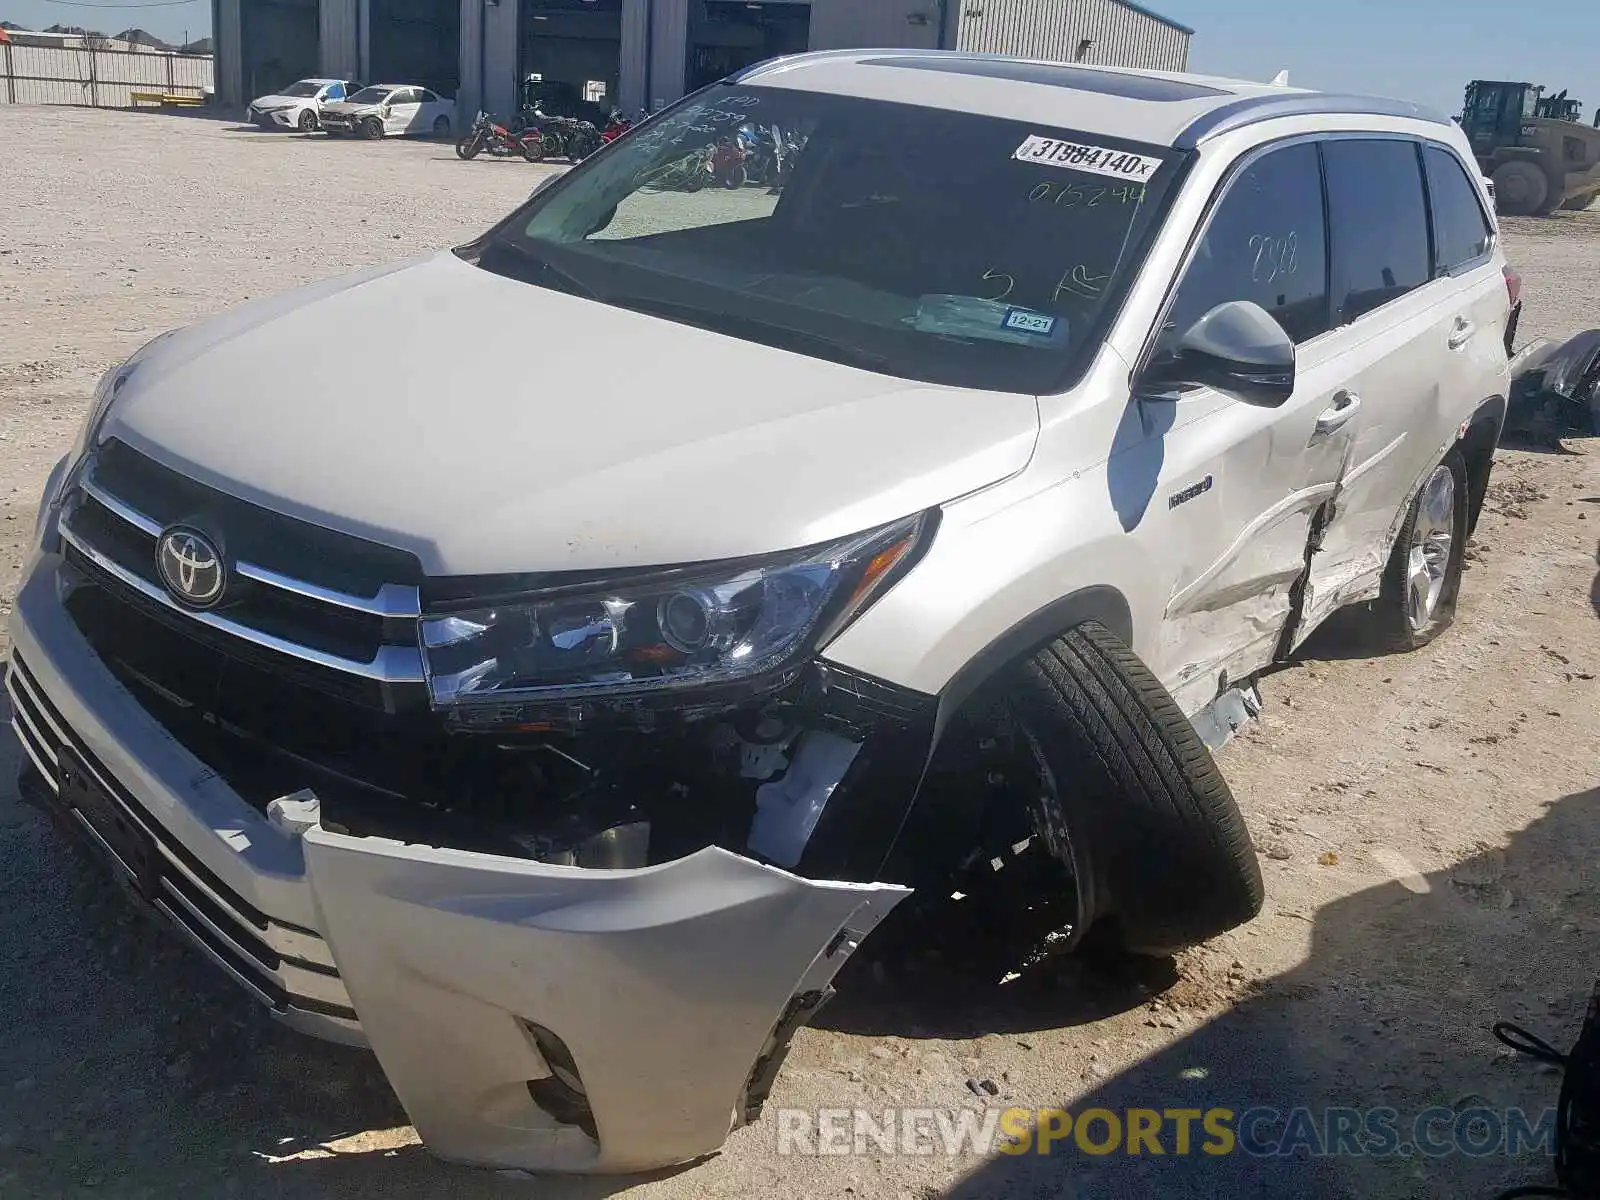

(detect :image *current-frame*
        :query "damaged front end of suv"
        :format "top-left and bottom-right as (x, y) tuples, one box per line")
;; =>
(11, 421), (955, 1172)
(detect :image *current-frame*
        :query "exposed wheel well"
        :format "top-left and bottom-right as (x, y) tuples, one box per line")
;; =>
(934, 586), (1134, 739)
(1461, 395), (1506, 539)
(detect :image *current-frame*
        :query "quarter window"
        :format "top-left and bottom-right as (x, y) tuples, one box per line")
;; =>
(1156, 141), (1331, 355)
(1323, 139), (1431, 323)
(1424, 145), (1493, 275)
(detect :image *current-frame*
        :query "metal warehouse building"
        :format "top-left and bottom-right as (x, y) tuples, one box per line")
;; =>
(213, 0), (1192, 125)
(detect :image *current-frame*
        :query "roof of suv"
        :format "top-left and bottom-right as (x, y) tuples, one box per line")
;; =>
(733, 51), (1450, 150)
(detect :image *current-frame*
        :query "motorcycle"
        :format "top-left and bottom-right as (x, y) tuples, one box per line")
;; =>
(455, 111), (545, 162)
(520, 107), (603, 163)
(599, 109), (639, 145)
(640, 146), (713, 193)
(711, 131), (753, 189)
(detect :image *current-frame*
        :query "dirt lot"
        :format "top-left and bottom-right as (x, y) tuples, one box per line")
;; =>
(1, 105), (1598, 1200)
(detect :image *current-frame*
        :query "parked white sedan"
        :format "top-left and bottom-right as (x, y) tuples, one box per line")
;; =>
(320, 84), (454, 139)
(246, 78), (359, 132)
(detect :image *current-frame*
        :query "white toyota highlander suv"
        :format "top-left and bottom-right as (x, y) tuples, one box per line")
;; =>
(7, 51), (1513, 1175)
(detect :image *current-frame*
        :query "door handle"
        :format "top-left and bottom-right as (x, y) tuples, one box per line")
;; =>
(1447, 317), (1476, 350)
(1311, 390), (1361, 444)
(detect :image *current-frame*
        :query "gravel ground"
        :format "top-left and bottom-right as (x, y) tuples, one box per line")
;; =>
(1, 105), (1598, 1200)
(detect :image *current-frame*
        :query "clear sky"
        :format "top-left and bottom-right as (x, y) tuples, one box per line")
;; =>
(1, 0), (1598, 118)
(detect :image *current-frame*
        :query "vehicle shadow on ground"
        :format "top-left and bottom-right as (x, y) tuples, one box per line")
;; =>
(938, 785), (1600, 1200)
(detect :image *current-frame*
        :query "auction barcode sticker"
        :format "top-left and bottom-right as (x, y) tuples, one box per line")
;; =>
(1013, 135), (1163, 181)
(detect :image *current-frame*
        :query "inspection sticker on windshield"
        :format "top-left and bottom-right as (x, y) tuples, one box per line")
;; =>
(1003, 308), (1057, 336)
(1012, 135), (1162, 181)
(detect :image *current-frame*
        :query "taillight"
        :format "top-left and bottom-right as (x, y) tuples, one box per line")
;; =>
(1503, 265), (1523, 308)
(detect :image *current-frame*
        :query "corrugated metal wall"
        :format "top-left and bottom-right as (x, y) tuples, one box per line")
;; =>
(319, 0), (358, 77)
(454, 0), (516, 118)
(807, 0), (941, 50)
(616, 0), (648, 113)
(217, 0), (243, 102)
(956, 0), (1188, 71)
(647, 0), (688, 110)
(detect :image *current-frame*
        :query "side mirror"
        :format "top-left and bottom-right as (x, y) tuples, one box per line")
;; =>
(1140, 300), (1296, 407)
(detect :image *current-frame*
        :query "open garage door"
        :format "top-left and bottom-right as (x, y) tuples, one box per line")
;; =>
(370, 0), (460, 99)
(520, 0), (621, 126)
(687, 1), (810, 94)
(241, 0), (319, 99)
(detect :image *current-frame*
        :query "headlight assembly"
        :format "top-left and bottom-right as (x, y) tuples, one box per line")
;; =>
(420, 512), (931, 710)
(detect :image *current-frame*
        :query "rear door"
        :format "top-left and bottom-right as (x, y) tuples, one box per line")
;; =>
(1292, 137), (1497, 638)
(415, 89), (446, 132)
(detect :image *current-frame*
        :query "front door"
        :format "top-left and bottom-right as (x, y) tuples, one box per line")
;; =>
(1128, 140), (1359, 715)
(385, 87), (422, 133)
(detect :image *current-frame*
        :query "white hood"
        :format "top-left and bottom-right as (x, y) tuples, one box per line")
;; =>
(105, 252), (1040, 576)
(250, 94), (310, 109)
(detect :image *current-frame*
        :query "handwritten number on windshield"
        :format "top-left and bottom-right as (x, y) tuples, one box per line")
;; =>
(980, 267), (1017, 301)
(1028, 182), (1145, 208)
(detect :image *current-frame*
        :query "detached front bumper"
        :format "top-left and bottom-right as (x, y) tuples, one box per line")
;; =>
(6, 554), (909, 1173)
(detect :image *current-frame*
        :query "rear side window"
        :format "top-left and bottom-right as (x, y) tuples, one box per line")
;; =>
(1424, 145), (1493, 274)
(1323, 139), (1431, 323)
(1156, 141), (1330, 353)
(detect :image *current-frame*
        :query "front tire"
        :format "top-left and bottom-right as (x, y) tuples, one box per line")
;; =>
(966, 622), (1265, 956)
(297, 108), (318, 132)
(455, 134), (480, 160)
(358, 117), (384, 140)
(1376, 449), (1468, 651)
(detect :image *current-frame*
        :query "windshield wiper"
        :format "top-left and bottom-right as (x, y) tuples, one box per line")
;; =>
(608, 295), (900, 375)
(482, 236), (599, 301)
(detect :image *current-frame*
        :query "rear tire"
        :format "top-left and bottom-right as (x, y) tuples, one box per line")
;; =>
(1492, 160), (1550, 216)
(1375, 448), (1468, 651)
(432, 115), (451, 139)
(521, 137), (546, 163)
(991, 622), (1264, 956)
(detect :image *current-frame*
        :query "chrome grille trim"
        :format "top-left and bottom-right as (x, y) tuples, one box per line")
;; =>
(58, 519), (426, 684)
(79, 470), (422, 618)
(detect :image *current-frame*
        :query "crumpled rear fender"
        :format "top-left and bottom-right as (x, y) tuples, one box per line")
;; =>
(303, 830), (909, 1173)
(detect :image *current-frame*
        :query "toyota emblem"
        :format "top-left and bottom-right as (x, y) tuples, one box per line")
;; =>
(156, 527), (226, 608)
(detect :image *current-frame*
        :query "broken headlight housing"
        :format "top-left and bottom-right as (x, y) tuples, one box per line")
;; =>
(420, 513), (930, 711)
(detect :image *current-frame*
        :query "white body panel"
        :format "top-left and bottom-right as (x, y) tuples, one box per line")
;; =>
(104, 252), (1040, 576)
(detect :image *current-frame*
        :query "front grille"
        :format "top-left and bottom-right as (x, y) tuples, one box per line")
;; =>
(58, 439), (426, 711)
(5, 653), (357, 1024)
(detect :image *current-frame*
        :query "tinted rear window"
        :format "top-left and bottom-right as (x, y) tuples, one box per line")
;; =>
(1424, 145), (1493, 274)
(1323, 139), (1431, 323)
